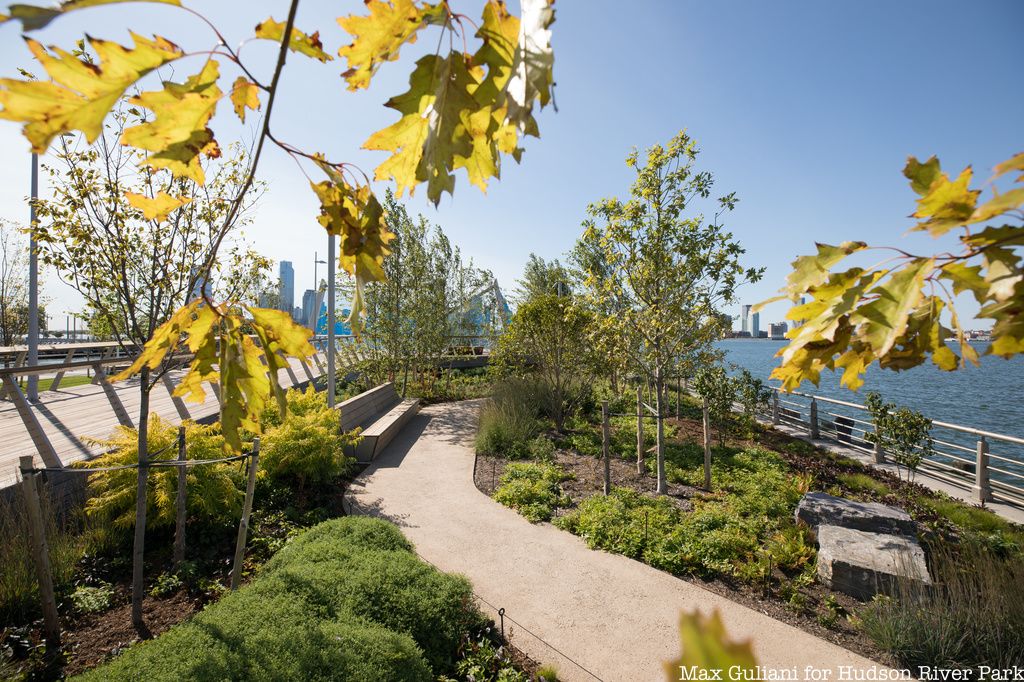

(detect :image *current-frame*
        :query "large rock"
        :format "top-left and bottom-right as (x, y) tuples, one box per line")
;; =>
(796, 491), (916, 537)
(816, 525), (931, 599)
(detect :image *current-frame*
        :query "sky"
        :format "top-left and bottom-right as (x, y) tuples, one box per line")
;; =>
(0, 0), (1020, 331)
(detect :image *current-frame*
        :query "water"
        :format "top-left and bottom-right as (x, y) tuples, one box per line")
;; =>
(718, 339), (1024, 439)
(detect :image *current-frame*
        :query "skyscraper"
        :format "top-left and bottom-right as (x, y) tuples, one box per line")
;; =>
(279, 261), (294, 315)
(752, 312), (760, 338)
(301, 288), (317, 327)
(741, 304), (752, 335)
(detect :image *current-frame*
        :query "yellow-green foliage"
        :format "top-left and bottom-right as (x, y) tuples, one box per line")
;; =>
(260, 386), (357, 488)
(80, 415), (244, 537)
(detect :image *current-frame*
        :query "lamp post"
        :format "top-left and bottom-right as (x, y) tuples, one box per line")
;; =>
(27, 153), (39, 402)
(326, 234), (336, 408)
(312, 251), (326, 294)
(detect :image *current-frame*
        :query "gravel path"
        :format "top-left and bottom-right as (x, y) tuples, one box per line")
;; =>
(347, 400), (886, 682)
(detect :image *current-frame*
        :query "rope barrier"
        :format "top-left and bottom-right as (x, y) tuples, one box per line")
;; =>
(22, 449), (256, 475)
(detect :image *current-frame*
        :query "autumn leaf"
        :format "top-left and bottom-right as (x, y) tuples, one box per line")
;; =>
(121, 59), (222, 183)
(505, 0), (555, 131)
(336, 0), (443, 91)
(663, 610), (760, 682)
(993, 151), (1024, 182)
(906, 158), (980, 236)
(112, 299), (204, 381)
(229, 76), (260, 123)
(0, 0), (180, 31)
(255, 17), (332, 63)
(364, 51), (478, 203)
(0, 33), (182, 152)
(248, 306), (315, 416)
(124, 190), (191, 221)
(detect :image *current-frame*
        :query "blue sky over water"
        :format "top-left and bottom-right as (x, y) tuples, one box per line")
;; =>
(0, 0), (1020, 328)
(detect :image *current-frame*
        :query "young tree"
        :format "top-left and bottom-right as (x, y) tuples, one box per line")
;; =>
(32, 123), (267, 636)
(0, 219), (29, 348)
(762, 151), (1024, 391)
(864, 392), (934, 482)
(577, 131), (762, 494)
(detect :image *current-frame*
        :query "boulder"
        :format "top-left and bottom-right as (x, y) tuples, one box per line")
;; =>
(816, 524), (931, 599)
(796, 491), (916, 537)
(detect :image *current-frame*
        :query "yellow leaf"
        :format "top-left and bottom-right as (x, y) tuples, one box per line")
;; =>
(505, 0), (555, 131)
(0, 0), (181, 31)
(255, 17), (332, 63)
(663, 610), (759, 682)
(852, 258), (934, 357)
(124, 190), (191, 221)
(910, 165), (980, 236)
(336, 0), (439, 91)
(0, 33), (182, 152)
(993, 151), (1024, 182)
(229, 76), (260, 123)
(111, 300), (203, 381)
(120, 59), (221, 183)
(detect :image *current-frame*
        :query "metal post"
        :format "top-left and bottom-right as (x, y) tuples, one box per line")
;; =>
(231, 438), (259, 590)
(973, 436), (993, 504)
(601, 401), (610, 496)
(327, 233), (336, 408)
(772, 391), (779, 426)
(809, 397), (819, 439)
(27, 153), (39, 401)
(19, 456), (60, 647)
(173, 426), (187, 566)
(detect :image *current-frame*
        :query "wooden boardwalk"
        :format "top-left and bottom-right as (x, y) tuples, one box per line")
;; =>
(0, 351), (329, 488)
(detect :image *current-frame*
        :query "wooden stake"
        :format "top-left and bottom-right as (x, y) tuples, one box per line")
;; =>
(702, 398), (712, 490)
(19, 456), (60, 647)
(601, 401), (611, 496)
(636, 385), (644, 474)
(173, 426), (187, 566)
(231, 439), (259, 590)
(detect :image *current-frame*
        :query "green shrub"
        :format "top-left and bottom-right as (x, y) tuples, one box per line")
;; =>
(527, 436), (556, 462)
(149, 571), (183, 598)
(837, 472), (892, 498)
(475, 379), (542, 457)
(260, 386), (356, 488)
(493, 462), (572, 522)
(865, 392), (933, 481)
(70, 582), (115, 614)
(77, 517), (482, 681)
(859, 542), (1024, 669)
(79, 415), (244, 541)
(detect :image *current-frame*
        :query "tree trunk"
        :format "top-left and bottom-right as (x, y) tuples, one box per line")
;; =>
(636, 385), (644, 474)
(131, 367), (152, 638)
(702, 397), (712, 490)
(655, 369), (666, 495)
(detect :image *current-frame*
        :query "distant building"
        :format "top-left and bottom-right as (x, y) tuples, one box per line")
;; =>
(757, 330), (768, 338)
(752, 311), (760, 338)
(279, 261), (295, 315)
(301, 289), (317, 327)
(770, 322), (788, 340)
(292, 306), (302, 323)
(188, 265), (212, 300)
(740, 304), (752, 334)
(792, 296), (806, 328)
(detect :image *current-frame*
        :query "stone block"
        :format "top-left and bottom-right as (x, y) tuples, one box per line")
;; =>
(816, 524), (930, 600)
(796, 491), (916, 537)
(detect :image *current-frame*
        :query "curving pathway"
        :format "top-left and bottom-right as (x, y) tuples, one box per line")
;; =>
(347, 400), (886, 682)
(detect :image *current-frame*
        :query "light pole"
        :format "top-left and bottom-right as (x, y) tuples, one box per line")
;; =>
(326, 234), (336, 408)
(312, 251), (326, 295)
(27, 153), (39, 401)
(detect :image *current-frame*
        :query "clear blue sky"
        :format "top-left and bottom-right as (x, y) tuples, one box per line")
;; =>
(0, 0), (1020, 329)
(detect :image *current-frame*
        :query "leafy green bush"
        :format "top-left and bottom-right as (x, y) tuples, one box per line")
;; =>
(475, 379), (542, 457)
(260, 386), (356, 489)
(865, 392), (933, 481)
(692, 365), (737, 445)
(858, 541), (1024, 669)
(77, 517), (482, 681)
(493, 462), (572, 522)
(70, 582), (115, 614)
(79, 416), (244, 542)
(527, 436), (556, 462)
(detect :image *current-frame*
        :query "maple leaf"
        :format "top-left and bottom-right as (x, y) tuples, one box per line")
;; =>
(255, 17), (332, 63)
(852, 258), (934, 357)
(0, 0), (180, 31)
(663, 610), (759, 682)
(993, 151), (1024, 182)
(124, 190), (191, 221)
(336, 0), (443, 91)
(229, 76), (260, 123)
(0, 32), (181, 152)
(505, 0), (555, 131)
(121, 59), (222, 183)
(248, 306), (315, 416)
(364, 51), (478, 204)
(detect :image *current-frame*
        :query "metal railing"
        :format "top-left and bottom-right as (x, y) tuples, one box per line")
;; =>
(765, 388), (1024, 506)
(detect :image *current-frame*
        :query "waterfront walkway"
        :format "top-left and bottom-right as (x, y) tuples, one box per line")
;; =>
(348, 400), (885, 682)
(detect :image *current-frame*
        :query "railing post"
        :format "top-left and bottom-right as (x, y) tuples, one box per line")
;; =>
(173, 426), (187, 566)
(771, 391), (779, 426)
(231, 438), (259, 590)
(19, 456), (61, 647)
(809, 397), (819, 439)
(973, 436), (993, 504)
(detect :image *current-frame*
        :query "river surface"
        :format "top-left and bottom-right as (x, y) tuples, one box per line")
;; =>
(717, 339), (1024, 440)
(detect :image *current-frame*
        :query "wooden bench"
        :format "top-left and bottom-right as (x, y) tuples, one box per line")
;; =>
(338, 382), (419, 462)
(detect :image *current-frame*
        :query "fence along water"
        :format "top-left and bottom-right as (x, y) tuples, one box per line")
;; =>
(767, 389), (1024, 506)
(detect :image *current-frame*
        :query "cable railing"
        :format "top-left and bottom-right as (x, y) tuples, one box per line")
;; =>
(764, 388), (1024, 506)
